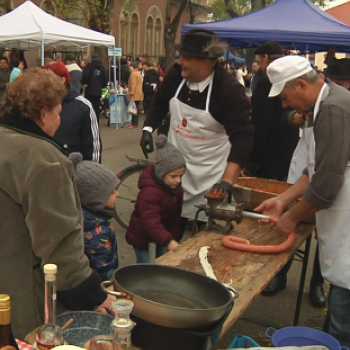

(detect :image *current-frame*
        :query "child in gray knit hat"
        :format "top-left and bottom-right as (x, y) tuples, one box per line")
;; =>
(70, 152), (120, 281)
(126, 135), (186, 263)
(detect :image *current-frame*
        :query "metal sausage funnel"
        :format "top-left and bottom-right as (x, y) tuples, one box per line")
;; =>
(195, 190), (270, 233)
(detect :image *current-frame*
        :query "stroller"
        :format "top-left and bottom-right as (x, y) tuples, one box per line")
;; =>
(100, 84), (110, 123)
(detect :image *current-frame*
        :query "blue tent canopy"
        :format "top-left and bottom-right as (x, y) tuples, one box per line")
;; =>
(182, 0), (350, 53)
(223, 49), (246, 64)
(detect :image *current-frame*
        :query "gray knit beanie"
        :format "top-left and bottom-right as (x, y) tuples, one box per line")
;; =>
(69, 153), (120, 211)
(155, 135), (186, 179)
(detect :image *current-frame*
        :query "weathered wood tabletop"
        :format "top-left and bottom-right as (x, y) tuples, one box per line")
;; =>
(156, 218), (315, 337)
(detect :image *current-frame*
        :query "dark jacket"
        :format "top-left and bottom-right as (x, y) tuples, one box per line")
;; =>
(125, 165), (183, 251)
(54, 84), (101, 162)
(143, 68), (158, 92)
(66, 62), (82, 94)
(249, 73), (299, 180)
(116, 63), (130, 87)
(83, 207), (118, 281)
(82, 60), (108, 96)
(144, 63), (253, 168)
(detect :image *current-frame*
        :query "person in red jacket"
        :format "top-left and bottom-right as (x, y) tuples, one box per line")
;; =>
(126, 134), (186, 263)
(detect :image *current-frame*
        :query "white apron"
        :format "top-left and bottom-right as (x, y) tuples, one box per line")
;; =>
(287, 126), (307, 184)
(305, 99), (350, 289)
(168, 78), (231, 220)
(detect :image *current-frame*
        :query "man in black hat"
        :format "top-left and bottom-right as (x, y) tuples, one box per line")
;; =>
(245, 41), (299, 296)
(325, 57), (350, 90)
(140, 29), (253, 232)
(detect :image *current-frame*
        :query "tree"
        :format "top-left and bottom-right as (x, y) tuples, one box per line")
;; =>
(164, 0), (190, 72)
(210, 0), (327, 20)
(52, 0), (136, 64)
(0, 0), (11, 14)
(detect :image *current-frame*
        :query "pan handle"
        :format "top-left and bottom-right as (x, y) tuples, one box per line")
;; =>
(100, 280), (131, 300)
(223, 284), (239, 299)
(265, 326), (276, 339)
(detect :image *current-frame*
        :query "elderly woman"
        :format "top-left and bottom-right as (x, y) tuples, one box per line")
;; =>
(0, 68), (112, 340)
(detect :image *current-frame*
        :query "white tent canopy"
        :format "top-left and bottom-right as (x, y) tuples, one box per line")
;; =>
(0, 0), (115, 50)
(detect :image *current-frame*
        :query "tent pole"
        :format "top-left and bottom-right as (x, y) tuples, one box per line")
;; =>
(112, 47), (122, 125)
(41, 40), (44, 66)
(113, 47), (117, 91)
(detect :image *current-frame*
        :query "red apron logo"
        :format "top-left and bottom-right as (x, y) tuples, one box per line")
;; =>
(182, 118), (188, 127)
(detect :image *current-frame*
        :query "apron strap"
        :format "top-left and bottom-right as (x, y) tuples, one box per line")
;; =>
(174, 79), (186, 99)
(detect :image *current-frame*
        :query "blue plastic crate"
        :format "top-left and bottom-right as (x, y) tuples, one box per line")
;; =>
(228, 334), (260, 348)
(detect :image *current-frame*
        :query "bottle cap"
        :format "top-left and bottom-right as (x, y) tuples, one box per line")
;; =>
(44, 264), (57, 281)
(0, 294), (10, 310)
(44, 264), (57, 274)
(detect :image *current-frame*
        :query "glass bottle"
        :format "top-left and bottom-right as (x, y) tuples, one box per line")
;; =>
(110, 300), (135, 350)
(35, 264), (64, 350)
(0, 294), (19, 350)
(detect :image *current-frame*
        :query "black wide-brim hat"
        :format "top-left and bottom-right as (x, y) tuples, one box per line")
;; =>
(254, 41), (283, 55)
(325, 58), (350, 79)
(175, 29), (224, 59)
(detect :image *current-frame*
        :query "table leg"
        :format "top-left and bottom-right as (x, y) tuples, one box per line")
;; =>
(120, 96), (125, 126)
(293, 234), (312, 325)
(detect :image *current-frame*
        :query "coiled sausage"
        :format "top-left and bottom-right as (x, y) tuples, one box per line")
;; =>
(222, 232), (295, 253)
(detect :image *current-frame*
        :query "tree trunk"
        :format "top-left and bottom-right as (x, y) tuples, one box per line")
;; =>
(164, 29), (176, 73)
(163, 0), (189, 73)
(224, 0), (239, 18)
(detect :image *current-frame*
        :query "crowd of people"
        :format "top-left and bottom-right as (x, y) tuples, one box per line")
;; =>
(0, 28), (350, 348)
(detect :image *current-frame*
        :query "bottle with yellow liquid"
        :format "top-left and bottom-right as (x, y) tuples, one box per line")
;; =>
(0, 294), (19, 350)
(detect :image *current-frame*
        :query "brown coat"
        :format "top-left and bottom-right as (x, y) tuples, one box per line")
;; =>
(0, 116), (106, 340)
(128, 70), (143, 102)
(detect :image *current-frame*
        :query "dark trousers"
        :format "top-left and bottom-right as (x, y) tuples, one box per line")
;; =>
(143, 89), (155, 114)
(85, 94), (101, 123)
(311, 243), (324, 284)
(324, 284), (350, 346)
(131, 101), (140, 126)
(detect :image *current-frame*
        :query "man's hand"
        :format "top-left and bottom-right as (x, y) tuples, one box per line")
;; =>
(254, 197), (285, 223)
(211, 181), (233, 195)
(140, 130), (154, 159)
(275, 211), (298, 237)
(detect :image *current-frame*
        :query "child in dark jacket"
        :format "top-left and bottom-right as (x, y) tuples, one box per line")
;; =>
(126, 134), (186, 263)
(70, 152), (120, 281)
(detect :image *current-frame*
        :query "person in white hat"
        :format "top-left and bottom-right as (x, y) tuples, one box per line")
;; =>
(256, 55), (350, 346)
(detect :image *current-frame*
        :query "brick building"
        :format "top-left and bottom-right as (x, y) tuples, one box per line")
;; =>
(1, 0), (210, 65)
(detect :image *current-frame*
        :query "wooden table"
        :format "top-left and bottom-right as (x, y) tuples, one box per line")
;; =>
(156, 218), (315, 337)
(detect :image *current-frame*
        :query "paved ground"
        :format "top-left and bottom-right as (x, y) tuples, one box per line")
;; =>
(99, 116), (328, 349)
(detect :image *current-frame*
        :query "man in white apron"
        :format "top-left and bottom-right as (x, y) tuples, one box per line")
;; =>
(140, 29), (253, 230)
(256, 55), (350, 346)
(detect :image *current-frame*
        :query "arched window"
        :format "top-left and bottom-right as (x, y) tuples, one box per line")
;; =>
(146, 17), (154, 56)
(154, 18), (162, 57)
(130, 14), (138, 56)
(120, 12), (129, 55)
(41, 0), (55, 15)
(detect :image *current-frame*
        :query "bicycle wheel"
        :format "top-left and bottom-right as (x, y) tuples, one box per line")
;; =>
(115, 164), (148, 229)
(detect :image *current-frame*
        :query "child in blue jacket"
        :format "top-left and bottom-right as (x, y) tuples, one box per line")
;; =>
(70, 152), (120, 281)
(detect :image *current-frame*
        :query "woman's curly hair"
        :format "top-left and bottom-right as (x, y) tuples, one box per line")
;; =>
(0, 67), (66, 121)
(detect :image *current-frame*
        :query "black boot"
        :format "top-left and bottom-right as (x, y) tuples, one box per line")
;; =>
(309, 241), (326, 308)
(261, 258), (293, 296)
(309, 280), (326, 308)
(261, 274), (287, 296)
